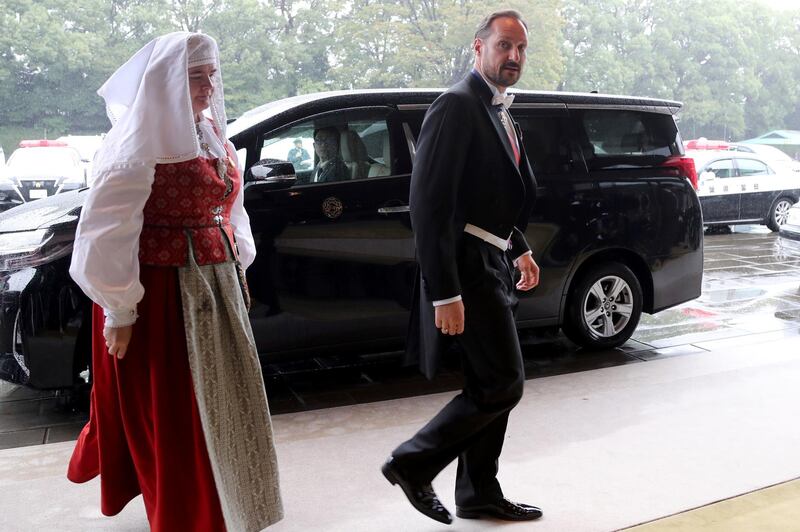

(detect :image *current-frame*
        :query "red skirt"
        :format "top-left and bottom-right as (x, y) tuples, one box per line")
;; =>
(67, 265), (226, 532)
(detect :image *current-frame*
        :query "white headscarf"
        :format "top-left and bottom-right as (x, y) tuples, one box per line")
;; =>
(70, 32), (256, 328)
(93, 32), (227, 175)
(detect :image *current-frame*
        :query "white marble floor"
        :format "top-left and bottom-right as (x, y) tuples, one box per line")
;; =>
(2, 335), (800, 531)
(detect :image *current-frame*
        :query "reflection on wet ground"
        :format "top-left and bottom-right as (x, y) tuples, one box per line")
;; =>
(2, 227), (799, 449)
(636, 228), (800, 351)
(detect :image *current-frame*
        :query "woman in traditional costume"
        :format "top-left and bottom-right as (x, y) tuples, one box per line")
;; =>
(66, 32), (283, 531)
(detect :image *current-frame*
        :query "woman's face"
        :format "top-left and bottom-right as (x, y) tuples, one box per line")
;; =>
(188, 64), (216, 118)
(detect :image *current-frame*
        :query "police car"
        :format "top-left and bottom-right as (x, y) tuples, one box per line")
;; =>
(689, 149), (800, 231)
(0, 140), (87, 211)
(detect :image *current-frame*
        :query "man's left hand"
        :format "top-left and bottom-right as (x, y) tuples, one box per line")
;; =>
(515, 253), (540, 291)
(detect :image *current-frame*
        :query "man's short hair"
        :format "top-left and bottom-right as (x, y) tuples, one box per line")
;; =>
(293, 138), (302, 144)
(313, 127), (340, 144)
(474, 9), (528, 40)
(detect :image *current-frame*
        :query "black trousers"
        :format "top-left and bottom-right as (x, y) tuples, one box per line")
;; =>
(392, 240), (525, 506)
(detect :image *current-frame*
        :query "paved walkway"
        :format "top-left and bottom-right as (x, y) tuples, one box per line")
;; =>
(627, 478), (800, 531)
(2, 333), (800, 531)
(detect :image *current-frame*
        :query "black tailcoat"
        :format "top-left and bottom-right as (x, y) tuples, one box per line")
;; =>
(406, 73), (537, 379)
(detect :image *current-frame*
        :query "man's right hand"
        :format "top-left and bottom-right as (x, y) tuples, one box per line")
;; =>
(435, 300), (465, 336)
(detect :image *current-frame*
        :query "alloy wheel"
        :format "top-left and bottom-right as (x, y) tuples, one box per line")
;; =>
(775, 199), (793, 227)
(581, 275), (634, 339)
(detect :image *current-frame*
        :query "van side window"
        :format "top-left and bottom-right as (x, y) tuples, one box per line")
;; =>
(576, 109), (680, 169)
(516, 114), (575, 176)
(260, 111), (393, 185)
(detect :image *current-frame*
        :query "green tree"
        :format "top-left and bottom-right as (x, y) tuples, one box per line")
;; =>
(560, 0), (800, 140)
(328, 1), (563, 90)
(3, 0), (800, 151)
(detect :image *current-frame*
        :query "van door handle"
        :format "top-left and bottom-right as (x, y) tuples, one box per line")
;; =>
(378, 205), (410, 214)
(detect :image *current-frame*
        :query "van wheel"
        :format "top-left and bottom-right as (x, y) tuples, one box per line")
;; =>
(767, 197), (794, 232)
(563, 262), (643, 349)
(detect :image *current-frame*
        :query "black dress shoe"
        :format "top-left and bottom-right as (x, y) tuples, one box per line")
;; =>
(456, 498), (543, 521)
(381, 457), (452, 525)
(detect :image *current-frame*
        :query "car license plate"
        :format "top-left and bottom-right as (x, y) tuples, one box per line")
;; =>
(29, 189), (48, 199)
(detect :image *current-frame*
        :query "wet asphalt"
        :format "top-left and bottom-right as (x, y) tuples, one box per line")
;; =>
(1, 226), (799, 450)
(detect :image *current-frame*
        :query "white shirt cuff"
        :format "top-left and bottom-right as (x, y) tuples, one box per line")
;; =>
(433, 295), (462, 307)
(513, 250), (533, 266)
(104, 307), (138, 328)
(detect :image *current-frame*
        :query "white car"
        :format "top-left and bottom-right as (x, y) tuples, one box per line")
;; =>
(0, 140), (86, 207)
(729, 143), (800, 174)
(688, 149), (800, 231)
(56, 135), (104, 185)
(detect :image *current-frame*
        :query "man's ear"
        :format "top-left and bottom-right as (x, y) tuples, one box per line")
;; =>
(473, 38), (482, 57)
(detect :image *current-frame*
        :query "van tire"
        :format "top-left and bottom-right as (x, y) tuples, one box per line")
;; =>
(563, 262), (643, 349)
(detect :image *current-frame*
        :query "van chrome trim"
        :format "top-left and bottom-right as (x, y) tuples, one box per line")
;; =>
(567, 104), (676, 115)
(400, 102), (569, 111)
(402, 123), (417, 162)
(397, 104), (430, 111)
(510, 103), (568, 109)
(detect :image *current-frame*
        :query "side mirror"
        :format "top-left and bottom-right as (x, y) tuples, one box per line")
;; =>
(247, 159), (297, 190)
(700, 170), (716, 182)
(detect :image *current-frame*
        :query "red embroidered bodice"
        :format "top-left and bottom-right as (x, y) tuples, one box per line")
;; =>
(139, 150), (241, 267)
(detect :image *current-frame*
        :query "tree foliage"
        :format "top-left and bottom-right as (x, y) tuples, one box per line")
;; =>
(1, 0), (799, 149)
(560, 0), (800, 140)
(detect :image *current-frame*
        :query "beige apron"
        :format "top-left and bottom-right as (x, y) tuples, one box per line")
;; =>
(179, 238), (283, 531)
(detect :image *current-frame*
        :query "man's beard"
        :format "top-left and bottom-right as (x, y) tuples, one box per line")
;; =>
(484, 61), (522, 88)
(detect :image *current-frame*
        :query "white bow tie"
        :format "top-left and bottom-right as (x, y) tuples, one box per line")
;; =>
(491, 92), (515, 109)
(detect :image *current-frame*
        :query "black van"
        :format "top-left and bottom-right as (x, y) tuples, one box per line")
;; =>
(0, 88), (703, 389)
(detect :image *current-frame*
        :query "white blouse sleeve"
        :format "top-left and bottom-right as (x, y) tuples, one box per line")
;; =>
(228, 141), (256, 270)
(69, 161), (155, 328)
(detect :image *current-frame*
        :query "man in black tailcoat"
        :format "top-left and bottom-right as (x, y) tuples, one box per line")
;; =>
(381, 10), (543, 525)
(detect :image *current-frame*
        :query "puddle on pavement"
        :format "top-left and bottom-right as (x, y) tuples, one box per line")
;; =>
(703, 266), (776, 280)
(703, 259), (763, 269)
(704, 297), (800, 313)
(702, 287), (767, 303)
(632, 323), (742, 348)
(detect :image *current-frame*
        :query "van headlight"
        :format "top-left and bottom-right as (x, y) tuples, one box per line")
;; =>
(0, 229), (73, 272)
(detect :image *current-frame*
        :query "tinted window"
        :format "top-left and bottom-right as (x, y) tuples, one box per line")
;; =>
(516, 114), (575, 176)
(705, 159), (736, 178)
(261, 110), (393, 185)
(404, 108), (575, 177)
(736, 158), (770, 176)
(261, 124), (315, 172)
(575, 109), (680, 170)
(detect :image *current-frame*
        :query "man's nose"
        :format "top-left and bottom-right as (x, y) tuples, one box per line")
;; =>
(508, 48), (520, 63)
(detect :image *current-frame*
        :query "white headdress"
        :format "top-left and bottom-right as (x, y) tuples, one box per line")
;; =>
(92, 32), (227, 175)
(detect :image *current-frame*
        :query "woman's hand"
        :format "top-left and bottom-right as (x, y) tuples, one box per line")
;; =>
(103, 325), (133, 359)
